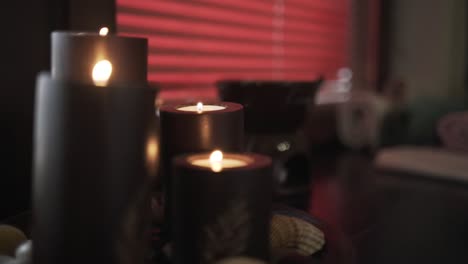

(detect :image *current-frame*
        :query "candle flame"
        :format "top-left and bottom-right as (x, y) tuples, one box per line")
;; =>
(209, 150), (223, 172)
(99, 27), (109, 36)
(210, 150), (223, 163)
(196, 102), (203, 113)
(92, 59), (113, 86)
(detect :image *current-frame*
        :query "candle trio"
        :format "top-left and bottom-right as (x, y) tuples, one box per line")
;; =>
(33, 29), (273, 264)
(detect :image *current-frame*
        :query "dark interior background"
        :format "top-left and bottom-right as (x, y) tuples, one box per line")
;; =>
(0, 0), (352, 219)
(0, 0), (115, 219)
(1, 0), (466, 220)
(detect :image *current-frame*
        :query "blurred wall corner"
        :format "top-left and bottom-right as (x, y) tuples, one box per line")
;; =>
(0, 0), (50, 220)
(69, 0), (115, 31)
(386, 0), (467, 101)
(349, 0), (382, 92)
(0, 0), (116, 220)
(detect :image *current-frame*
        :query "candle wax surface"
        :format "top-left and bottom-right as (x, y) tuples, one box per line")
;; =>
(177, 105), (226, 112)
(191, 158), (248, 168)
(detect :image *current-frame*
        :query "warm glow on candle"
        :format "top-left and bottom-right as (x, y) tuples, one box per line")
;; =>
(99, 27), (109, 36)
(177, 104), (226, 112)
(146, 136), (159, 177)
(147, 138), (159, 162)
(92, 60), (112, 86)
(190, 151), (249, 172)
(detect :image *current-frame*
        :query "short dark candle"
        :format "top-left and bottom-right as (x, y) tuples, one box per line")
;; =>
(172, 151), (273, 264)
(52, 31), (147, 85)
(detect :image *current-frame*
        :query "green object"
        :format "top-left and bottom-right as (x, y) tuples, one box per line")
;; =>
(380, 96), (467, 147)
(380, 107), (410, 147)
(406, 97), (467, 145)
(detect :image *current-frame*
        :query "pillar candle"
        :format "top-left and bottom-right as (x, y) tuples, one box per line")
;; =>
(172, 150), (272, 264)
(34, 28), (158, 264)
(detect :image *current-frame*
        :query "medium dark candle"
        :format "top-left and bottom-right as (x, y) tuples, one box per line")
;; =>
(159, 102), (244, 154)
(172, 151), (273, 264)
(51, 31), (147, 85)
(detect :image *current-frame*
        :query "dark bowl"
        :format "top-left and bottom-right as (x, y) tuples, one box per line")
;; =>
(217, 79), (323, 134)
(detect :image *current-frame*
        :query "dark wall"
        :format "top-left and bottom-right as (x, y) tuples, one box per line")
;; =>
(0, 0), (114, 219)
(0, 0), (50, 220)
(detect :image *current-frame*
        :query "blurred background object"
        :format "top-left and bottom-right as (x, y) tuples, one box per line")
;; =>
(218, 80), (321, 209)
(437, 111), (468, 153)
(0, 226), (27, 257)
(216, 257), (266, 264)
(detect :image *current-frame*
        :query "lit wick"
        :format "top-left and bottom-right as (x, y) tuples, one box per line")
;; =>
(92, 60), (113, 86)
(190, 150), (249, 172)
(196, 102), (203, 113)
(209, 150), (223, 172)
(99, 27), (109, 36)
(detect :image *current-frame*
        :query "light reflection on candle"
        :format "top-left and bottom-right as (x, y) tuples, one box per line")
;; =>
(99, 27), (109, 36)
(146, 136), (159, 177)
(92, 60), (112, 86)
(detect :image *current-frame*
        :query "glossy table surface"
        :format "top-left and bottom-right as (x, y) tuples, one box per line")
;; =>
(4, 151), (468, 264)
(302, 152), (468, 264)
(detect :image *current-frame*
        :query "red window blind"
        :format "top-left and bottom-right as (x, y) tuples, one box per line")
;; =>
(116, 0), (350, 99)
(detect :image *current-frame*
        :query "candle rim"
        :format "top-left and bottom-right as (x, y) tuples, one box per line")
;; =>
(160, 101), (243, 114)
(174, 152), (271, 171)
(176, 103), (227, 112)
(189, 153), (253, 166)
(51, 31), (148, 42)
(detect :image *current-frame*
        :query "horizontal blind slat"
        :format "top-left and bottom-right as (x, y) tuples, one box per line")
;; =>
(117, 1), (346, 35)
(116, 0), (349, 99)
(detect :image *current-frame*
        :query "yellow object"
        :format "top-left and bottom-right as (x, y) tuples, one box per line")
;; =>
(270, 215), (325, 256)
(0, 225), (27, 257)
(216, 257), (266, 264)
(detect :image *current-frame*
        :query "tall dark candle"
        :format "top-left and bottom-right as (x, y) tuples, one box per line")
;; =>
(172, 151), (273, 263)
(33, 73), (157, 264)
(52, 31), (147, 85)
(159, 102), (244, 225)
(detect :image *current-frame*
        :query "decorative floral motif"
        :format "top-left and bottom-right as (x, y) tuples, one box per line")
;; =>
(202, 200), (251, 264)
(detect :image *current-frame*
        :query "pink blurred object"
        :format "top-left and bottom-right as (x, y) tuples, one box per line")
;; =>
(437, 111), (468, 153)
